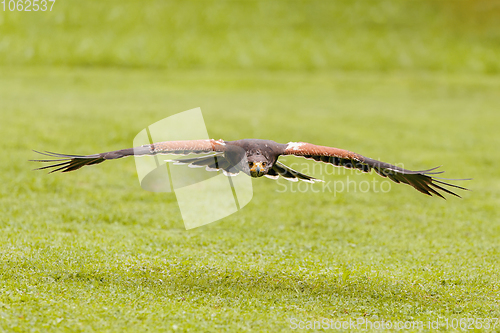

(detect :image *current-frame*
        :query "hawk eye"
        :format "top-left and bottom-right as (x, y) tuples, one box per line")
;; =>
(262, 162), (267, 167)
(249, 162), (254, 167)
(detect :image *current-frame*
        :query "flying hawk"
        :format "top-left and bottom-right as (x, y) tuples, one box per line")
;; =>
(32, 139), (468, 198)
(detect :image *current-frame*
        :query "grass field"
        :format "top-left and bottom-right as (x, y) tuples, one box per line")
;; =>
(1, 0), (500, 332)
(1, 67), (499, 332)
(1, 0), (500, 73)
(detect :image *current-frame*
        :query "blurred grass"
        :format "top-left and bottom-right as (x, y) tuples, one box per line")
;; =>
(1, 67), (499, 331)
(0, 0), (499, 72)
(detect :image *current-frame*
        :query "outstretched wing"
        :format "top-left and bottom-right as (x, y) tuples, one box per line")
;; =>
(165, 154), (242, 176)
(31, 139), (227, 173)
(265, 161), (322, 183)
(283, 142), (469, 198)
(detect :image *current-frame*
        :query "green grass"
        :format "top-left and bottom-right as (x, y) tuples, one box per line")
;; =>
(0, 0), (499, 73)
(1, 66), (499, 332)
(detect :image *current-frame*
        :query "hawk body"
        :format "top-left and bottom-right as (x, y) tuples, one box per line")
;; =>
(33, 138), (468, 198)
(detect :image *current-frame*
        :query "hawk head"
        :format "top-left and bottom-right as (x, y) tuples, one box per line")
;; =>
(247, 155), (271, 177)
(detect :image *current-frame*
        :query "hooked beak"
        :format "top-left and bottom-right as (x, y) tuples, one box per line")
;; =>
(249, 162), (265, 177)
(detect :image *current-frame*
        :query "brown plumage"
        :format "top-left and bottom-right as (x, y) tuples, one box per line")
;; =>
(32, 138), (469, 198)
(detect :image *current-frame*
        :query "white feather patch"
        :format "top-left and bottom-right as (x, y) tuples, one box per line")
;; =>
(205, 166), (220, 172)
(299, 178), (323, 183)
(214, 139), (226, 146)
(282, 176), (299, 182)
(286, 142), (305, 151)
(187, 164), (204, 168)
(222, 170), (239, 177)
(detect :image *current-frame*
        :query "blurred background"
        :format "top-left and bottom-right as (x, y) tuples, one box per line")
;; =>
(1, 0), (498, 196)
(1, 0), (499, 72)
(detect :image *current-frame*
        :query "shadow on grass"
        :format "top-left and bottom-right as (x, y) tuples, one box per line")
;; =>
(46, 263), (445, 314)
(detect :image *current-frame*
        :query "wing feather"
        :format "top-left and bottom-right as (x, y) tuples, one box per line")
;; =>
(32, 139), (226, 173)
(283, 141), (469, 198)
(272, 161), (322, 183)
(167, 154), (237, 174)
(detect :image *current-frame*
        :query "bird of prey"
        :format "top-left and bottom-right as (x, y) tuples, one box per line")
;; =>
(32, 139), (468, 198)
